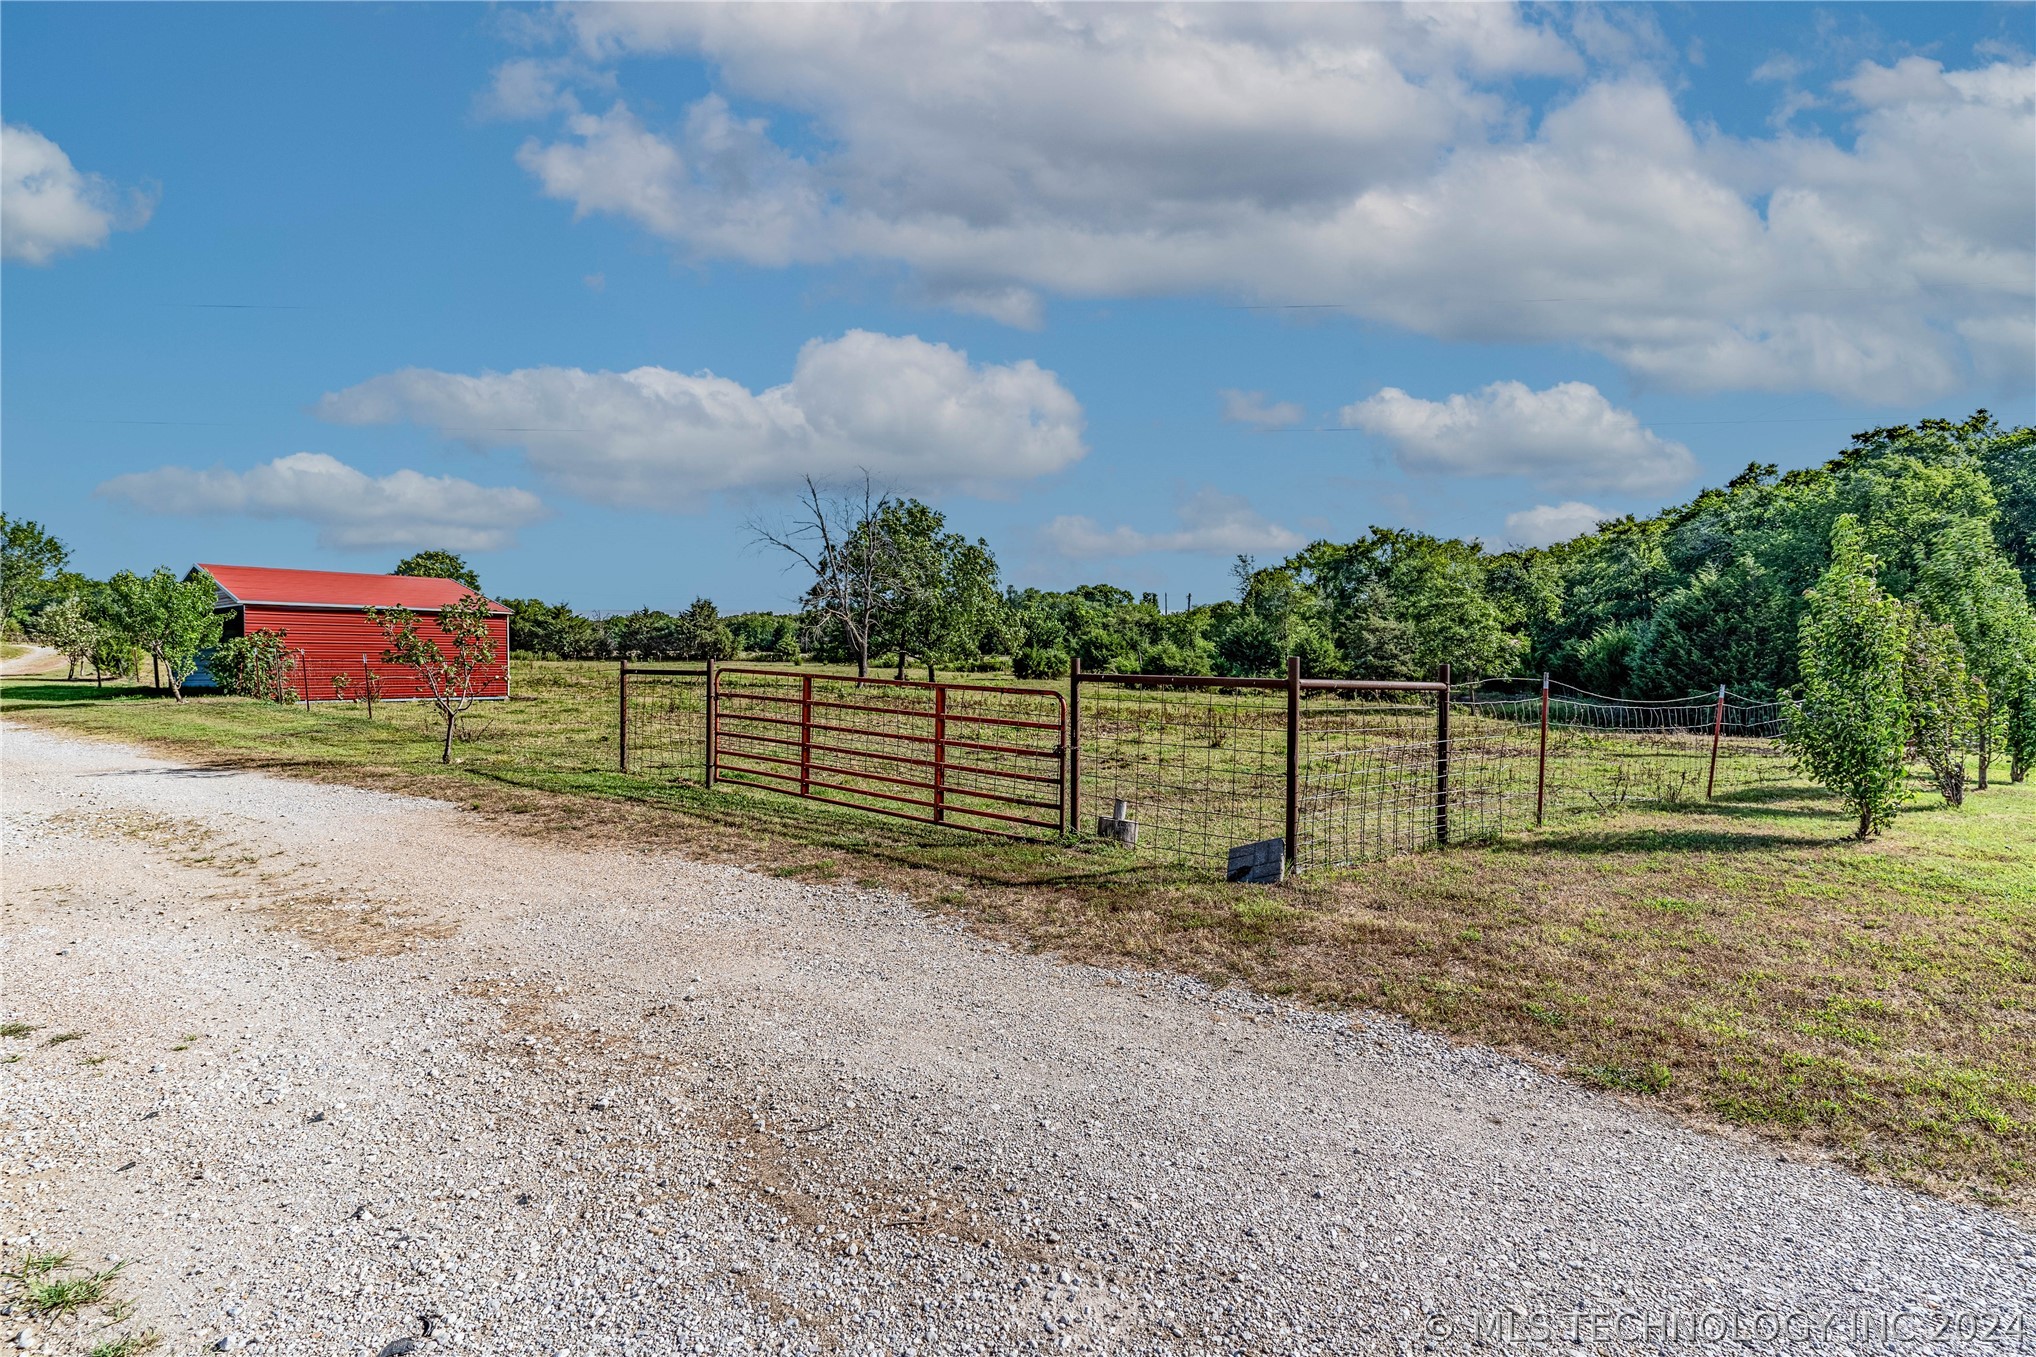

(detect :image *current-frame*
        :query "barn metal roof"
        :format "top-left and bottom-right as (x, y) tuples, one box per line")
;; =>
(194, 564), (509, 614)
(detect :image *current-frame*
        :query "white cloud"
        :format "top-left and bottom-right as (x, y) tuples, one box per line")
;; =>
(1340, 380), (1697, 495)
(316, 330), (1086, 509)
(498, 11), (2033, 402)
(95, 453), (547, 552)
(1, 123), (155, 266)
(1219, 389), (1305, 430)
(1042, 488), (1304, 560)
(1503, 501), (1607, 548)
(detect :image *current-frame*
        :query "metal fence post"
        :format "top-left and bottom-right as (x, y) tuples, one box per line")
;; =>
(1435, 662), (1452, 847)
(799, 672), (814, 796)
(618, 655), (629, 773)
(1068, 657), (1082, 837)
(1706, 682), (1726, 799)
(1536, 671), (1550, 826)
(704, 658), (718, 788)
(1285, 655), (1301, 876)
(933, 683), (948, 824)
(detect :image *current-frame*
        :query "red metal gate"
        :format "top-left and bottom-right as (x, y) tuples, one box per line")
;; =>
(711, 667), (1067, 838)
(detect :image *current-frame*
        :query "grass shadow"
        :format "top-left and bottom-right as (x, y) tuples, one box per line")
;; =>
(1519, 825), (1844, 855)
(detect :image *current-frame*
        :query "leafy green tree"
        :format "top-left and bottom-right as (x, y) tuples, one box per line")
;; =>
(1, 515), (70, 635)
(210, 630), (299, 702)
(1295, 532), (1516, 680)
(670, 597), (736, 662)
(1629, 556), (1789, 697)
(369, 592), (500, 762)
(105, 568), (226, 701)
(29, 594), (95, 679)
(1781, 517), (1911, 838)
(2007, 678), (2036, 784)
(866, 500), (1001, 679)
(1977, 422), (2035, 587)
(1913, 518), (2036, 788)
(393, 550), (480, 591)
(1901, 607), (1980, 807)
(501, 598), (603, 659)
(85, 586), (138, 687)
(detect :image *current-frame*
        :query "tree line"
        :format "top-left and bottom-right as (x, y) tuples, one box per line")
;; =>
(6, 411), (2030, 810)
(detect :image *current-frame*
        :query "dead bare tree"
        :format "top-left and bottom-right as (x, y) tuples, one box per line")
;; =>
(748, 475), (894, 679)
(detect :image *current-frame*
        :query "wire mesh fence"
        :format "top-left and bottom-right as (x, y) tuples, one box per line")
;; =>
(621, 661), (710, 782)
(1297, 692), (1463, 870)
(1075, 678), (1292, 867)
(1450, 679), (1792, 824)
(1073, 669), (1805, 876)
(713, 667), (1066, 837)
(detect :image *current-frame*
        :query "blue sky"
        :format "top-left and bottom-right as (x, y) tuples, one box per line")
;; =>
(5, 2), (2031, 612)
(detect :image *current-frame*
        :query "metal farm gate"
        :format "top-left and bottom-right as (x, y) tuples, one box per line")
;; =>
(709, 667), (1068, 839)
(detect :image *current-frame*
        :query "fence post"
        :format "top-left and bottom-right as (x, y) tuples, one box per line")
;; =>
(1435, 662), (1452, 847)
(1068, 657), (1082, 837)
(1536, 671), (1550, 826)
(300, 650), (311, 714)
(1706, 682), (1726, 799)
(704, 659), (718, 788)
(799, 672), (814, 796)
(1284, 655), (1301, 876)
(933, 684), (948, 824)
(618, 656), (629, 773)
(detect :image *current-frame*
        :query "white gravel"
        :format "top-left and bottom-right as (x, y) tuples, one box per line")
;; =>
(2, 723), (2031, 1356)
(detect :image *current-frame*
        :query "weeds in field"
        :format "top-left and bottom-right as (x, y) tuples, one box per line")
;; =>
(0, 1021), (39, 1038)
(42, 1031), (83, 1047)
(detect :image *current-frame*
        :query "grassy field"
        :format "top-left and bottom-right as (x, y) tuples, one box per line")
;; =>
(3, 660), (2031, 1212)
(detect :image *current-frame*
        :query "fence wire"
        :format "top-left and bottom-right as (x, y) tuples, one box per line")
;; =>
(1079, 674), (1802, 876)
(1294, 695), (1444, 869)
(624, 668), (709, 782)
(1077, 683), (1290, 871)
(1452, 679), (1791, 823)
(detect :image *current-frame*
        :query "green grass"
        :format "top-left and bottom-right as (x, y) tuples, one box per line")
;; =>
(0, 1021), (39, 1039)
(8, 1253), (124, 1317)
(91, 1334), (163, 1357)
(6, 662), (2033, 1209)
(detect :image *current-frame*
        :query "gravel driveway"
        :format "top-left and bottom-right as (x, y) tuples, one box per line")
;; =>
(3, 724), (2030, 1356)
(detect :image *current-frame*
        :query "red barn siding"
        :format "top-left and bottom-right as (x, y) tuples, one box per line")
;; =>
(240, 606), (510, 703)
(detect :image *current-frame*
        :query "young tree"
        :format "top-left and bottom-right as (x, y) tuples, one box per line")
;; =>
(105, 568), (225, 701)
(749, 476), (893, 679)
(30, 594), (95, 679)
(1, 515), (70, 634)
(671, 597), (737, 662)
(2008, 677), (2036, 784)
(1913, 519), (2036, 788)
(393, 550), (480, 592)
(210, 629), (299, 702)
(1901, 607), (1979, 807)
(1781, 517), (1912, 839)
(873, 500), (1003, 679)
(369, 591), (499, 762)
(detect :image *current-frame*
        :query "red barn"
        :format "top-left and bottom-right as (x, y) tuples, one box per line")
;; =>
(194, 563), (511, 702)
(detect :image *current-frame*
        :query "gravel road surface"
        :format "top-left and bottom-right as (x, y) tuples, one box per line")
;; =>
(3, 724), (2030, 1355)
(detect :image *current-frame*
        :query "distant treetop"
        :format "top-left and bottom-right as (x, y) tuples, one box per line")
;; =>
(393, 550), (480, 593)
